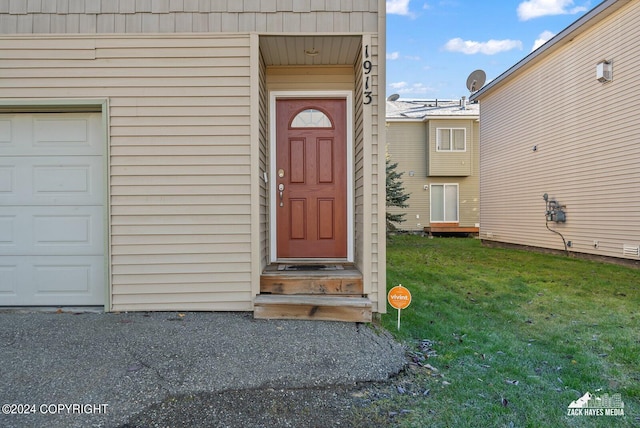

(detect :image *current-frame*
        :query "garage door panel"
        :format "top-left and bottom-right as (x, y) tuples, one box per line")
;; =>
(0, 256), (104, 306)
(0, 262), (19, 296)
(0, 165), (14, 193)
(0, 156), (103, 206)
(0, 206), (104, 255)
(0, 118), (12, 144)
(33, 163), (95, 195)
(0, 215), (16, 247)
(0, 113), (102, 156)
(0, 112), (105, 306)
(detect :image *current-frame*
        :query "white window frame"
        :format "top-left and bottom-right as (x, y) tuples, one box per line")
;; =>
(429, 183), (459, 223)
(436, 127), (466, 152)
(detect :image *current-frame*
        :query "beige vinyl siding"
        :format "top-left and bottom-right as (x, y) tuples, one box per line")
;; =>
(375, 30), (387, 313)
(351, 33), (384, 311)
(365, 33), (385, 312)
(478, 0), (640, 260)
(386, 119), (479, 231)
(0, 34), (254, 310)
(1, 1), (386, 314)
(0, 0), (379, 34)
(431, 118), (479, 228)
(427, 177), (478, 227)
(354, 39), (366, 288)
(428, 119), (473, 176)
(386, 121), (428, 231)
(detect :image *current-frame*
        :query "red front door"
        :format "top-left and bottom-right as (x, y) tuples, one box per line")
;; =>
(276, 98), (347, 259)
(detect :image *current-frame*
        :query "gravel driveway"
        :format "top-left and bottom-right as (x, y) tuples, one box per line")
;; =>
(0, 311), (406, 428)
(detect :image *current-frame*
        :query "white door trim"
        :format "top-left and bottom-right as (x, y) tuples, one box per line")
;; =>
(269, 91), (354, 263)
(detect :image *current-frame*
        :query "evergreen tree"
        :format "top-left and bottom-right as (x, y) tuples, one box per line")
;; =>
(386, 156), (410, 233)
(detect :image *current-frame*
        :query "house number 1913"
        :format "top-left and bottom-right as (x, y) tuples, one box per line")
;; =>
(363, 44), (373, 105)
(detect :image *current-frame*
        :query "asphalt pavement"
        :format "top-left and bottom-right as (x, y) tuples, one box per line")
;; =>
(0, 310), (406, 428)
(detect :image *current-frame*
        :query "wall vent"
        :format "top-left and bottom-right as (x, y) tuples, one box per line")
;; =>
(622, 244), (640, 258)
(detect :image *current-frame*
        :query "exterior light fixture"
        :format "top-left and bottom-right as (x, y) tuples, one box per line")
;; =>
(304, 48), (319, 57)
(596, 60), (612, 83)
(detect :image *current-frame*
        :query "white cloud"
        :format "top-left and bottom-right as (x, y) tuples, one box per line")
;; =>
(531, 30), (555, 51)
(406, 83), (432, 94)
(389, 81), (408, 90)
(387, 0), (411, 15)
(387, 52), (421, 61)
(389, 82), (433, 95)
(444, 38), (523, 55)
(517, 0), (588, 21)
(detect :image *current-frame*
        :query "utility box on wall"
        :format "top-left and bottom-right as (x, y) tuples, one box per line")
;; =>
(596, 60), (612, 82)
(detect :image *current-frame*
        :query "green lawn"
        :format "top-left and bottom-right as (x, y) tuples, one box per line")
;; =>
(381, 235), (639, 427)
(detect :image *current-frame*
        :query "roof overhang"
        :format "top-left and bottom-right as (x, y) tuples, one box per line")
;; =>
(259, 35), (362, 66)
(470, 0), (630, 101)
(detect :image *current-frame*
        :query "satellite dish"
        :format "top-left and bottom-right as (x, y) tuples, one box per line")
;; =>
(387, 93), (400, 101)
(466, 69), (486, 93)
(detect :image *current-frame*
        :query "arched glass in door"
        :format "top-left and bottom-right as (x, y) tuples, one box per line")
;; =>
(290, 109), (333, 128)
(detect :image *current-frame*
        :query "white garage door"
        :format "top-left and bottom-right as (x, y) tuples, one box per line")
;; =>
(0, 112), (105, 306)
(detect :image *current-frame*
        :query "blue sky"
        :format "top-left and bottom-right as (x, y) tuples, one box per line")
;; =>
(386, 0), (593, 99)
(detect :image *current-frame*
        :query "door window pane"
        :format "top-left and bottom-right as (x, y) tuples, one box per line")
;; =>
(430, 185), (444, 222)
(445, 185), (458, 221)
(291, 109), (332, 128)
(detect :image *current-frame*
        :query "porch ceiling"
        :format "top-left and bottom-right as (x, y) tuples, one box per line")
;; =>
(259, 35), (362, 66)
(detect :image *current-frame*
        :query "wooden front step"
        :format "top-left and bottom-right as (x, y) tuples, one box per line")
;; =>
(260, 264), (363, 295)
(256, 264), (369, 322)
(254, 295), (372, 323)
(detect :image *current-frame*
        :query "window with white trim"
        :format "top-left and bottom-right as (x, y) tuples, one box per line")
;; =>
(436, 128), (466, 151)
(430, 184), (459, 222)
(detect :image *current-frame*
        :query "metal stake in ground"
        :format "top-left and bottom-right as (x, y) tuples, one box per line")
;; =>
(388, 284), (412, 330)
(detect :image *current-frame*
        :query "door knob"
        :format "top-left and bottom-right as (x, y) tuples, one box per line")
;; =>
(278, 183), (284, 207)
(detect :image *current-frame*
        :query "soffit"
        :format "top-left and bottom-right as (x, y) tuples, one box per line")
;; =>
(260, 35), (362, 66)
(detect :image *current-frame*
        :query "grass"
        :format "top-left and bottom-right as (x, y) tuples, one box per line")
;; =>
(380, 235), (640, 427)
